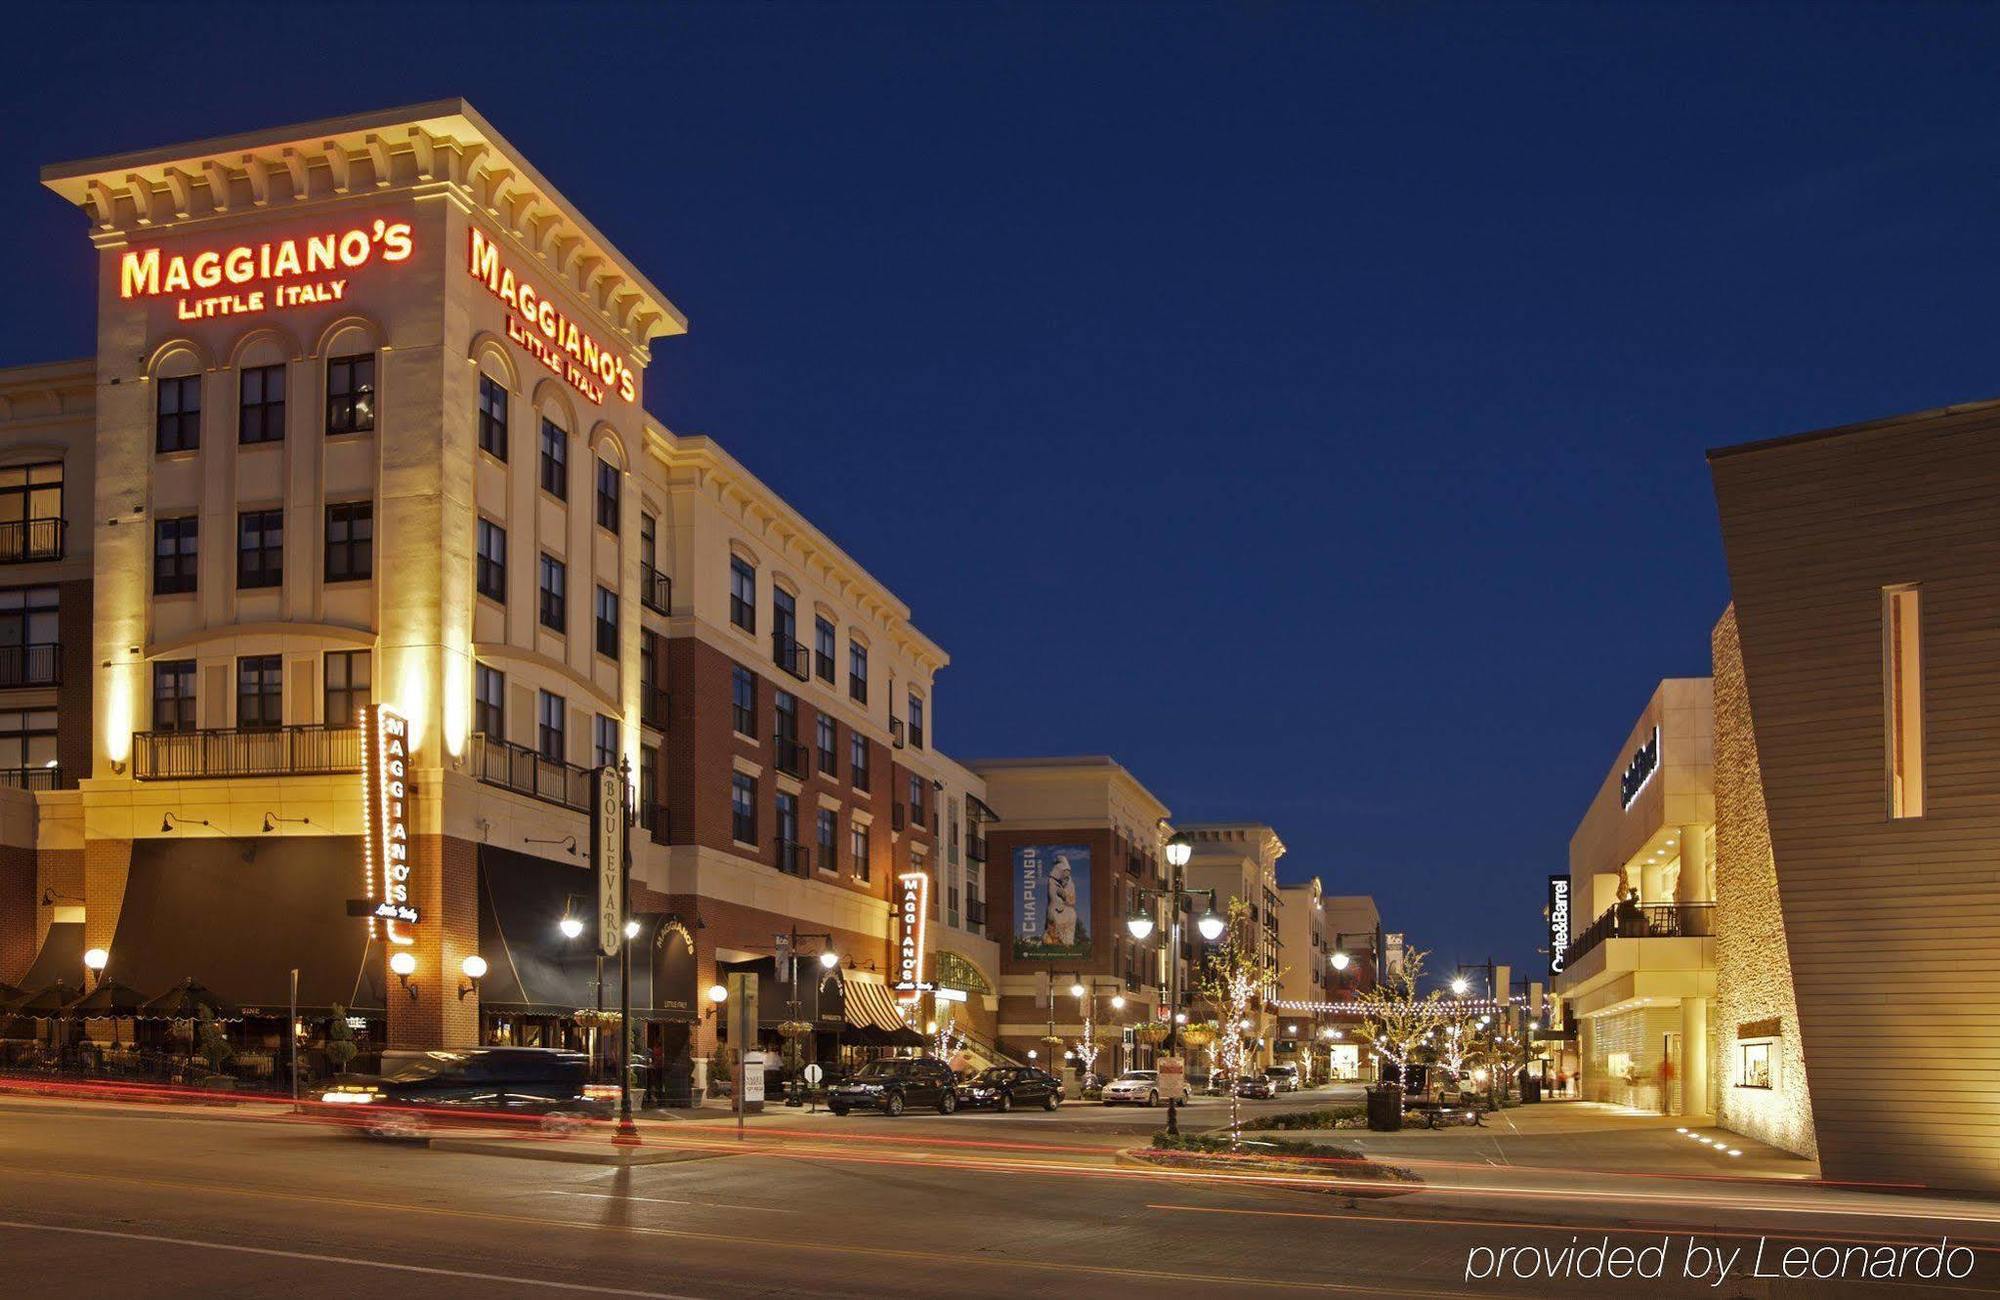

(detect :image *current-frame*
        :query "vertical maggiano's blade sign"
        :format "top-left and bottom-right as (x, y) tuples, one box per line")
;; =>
(893, 872), (933, 999)
(119, 220), (414, 321)
(467, 227), (637, 405)
(361, 704), (417, 944)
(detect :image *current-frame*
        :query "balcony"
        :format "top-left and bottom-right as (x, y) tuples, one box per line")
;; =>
(1565, 900), (1716, 968)
(641, 684), (670, 730)
(0, 764), (66, 791)
(0, 518), (63, 565)
(0, 642), (60, 688)
(774, 735), (810, 780)
(640, 564), (671, 616)
(966, 897), (987, 935)
(777, 840), (809, 877)
(772, 632), (809, 682)
(468, 732), (592, 813)
(133, 724), (362, 781)
(967, 834), (987, 864)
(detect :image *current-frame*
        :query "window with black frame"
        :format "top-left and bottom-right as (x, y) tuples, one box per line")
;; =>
(236, 656), (282, 730)
(539, 553), (566, 633)
(814, 616), (835, 682)
(477, 374), (508, 460)
(776, 791), (800, 866)
(152, 660), (196, 734)
(594, 714), (618, 768)
(324, 501), (372, 582)
(324, 650), (371, 724)
(474, 664), (504, 738)
(0, 586), (58, 687)
(0, 462), (62, 561)
(156, 375), (201, 452)
(237, 510), (283, 589)
(540, 419), (568, 499)
(594, 585), (619, 658)
(325, 352), (375, 434)
(732, 664), (756, 737)
(817, 808), (837, 873)
(0, 707), (56, 783)
(238, 364), (286, 444)
(732, 772), (757, 844)
(729, 555), (756, 632)
(848, 639), (868, 703)
(850, 731), (869, 791)
(537, 690), (566, 762)
(852, 822), (870, 881)
(595, 458), (620, 532)
(816, 714), (837, 777)
(476, 519), (506, 602)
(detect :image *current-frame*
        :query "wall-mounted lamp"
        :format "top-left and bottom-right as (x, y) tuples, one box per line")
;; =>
(161, 812), (214, 834)
(262, 812), (314, 833)
(390, 950), (418, 999)
(41, 889), (82, 907)
(703, 981), (727, 1021)
(559, 915), (584, 941)
(458, 955), (487, 1001)
(526, 833), (578, 857)
(623, 919), (641, 940)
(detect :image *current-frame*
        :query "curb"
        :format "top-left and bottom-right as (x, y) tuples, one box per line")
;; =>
(425, 1137), (726, 1166)
(1111, 1146), (1424, 1200)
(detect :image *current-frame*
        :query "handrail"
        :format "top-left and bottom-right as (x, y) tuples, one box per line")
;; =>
(1564, 900), (1716, 967)
(0, 518), (63, 565)
(0, 642), (60, 688)
(640, 564), (672, 616)
(468, 732), (593, 813)
(133, 724), (360, 780)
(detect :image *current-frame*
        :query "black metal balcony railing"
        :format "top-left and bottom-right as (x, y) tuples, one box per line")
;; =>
(0, 642), (60, 688)
(777, 840), (809, 878)
(772, 632), (810, 682)
(468, 731), (593, 813)
(0, 764), (65, 791)
(1564, 900), (1716, 968)
(0, 518), (64, 565)
(641, 684), (670, 730)
(966, 897), (987, 933)
(640, 564), (671, 616)
(774, 736), (809, 780)
(133, 724), (362, 781)
(967, 835), (987, 864)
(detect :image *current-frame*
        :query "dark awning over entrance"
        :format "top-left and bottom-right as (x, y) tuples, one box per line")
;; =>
(477, 845), (694, 1023)
(17, 920), (83, 992)
(714, 955), (845, 1030)
(105, 838), (383, 1014)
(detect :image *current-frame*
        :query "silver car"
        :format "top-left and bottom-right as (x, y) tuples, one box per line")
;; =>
(1101, 1069), (1161, 1106)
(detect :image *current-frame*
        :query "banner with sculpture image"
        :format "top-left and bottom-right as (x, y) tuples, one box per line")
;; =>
(1012, 844), (1091, 960)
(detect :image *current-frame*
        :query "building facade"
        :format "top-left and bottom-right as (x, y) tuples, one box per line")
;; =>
(1180, 822), (1285, 1068)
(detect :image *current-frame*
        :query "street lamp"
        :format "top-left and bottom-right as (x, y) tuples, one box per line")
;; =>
(83, 947), (108, 988)
(559, 915), (584, 940)
(1330, 951), (1350, 971)
(1196, 909), (1226, 942)
(1126, 910), (1155, 941)
(818, 950), (840, 970)
(1450, 976), (1470, 997)
(1069, 981), (1086, 999)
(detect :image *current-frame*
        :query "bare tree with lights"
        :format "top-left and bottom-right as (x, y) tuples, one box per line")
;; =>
(1352, 947), (1440, 1096)
(1196, 899), (1285, 1145)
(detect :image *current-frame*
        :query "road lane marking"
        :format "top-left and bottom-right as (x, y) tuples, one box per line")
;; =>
(542, 1190), (797, 1213)
(0, 1218), (701, 1298)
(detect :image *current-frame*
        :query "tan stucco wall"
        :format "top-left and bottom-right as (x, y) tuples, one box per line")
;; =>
(1711, 607), (1816, 1159)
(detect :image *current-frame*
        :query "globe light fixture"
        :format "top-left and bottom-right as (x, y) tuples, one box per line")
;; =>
(559, 915), (585, 940)
(819, 950), (840, 970)
(1069, 982), (1085, 999)
(1173, 1011), (1187, 1024)
(83, 947), (108, 972)
(1196, 909), (1226, 942)
(1331, 951), (1350, 971)
(707, 983), (728, 1004)
(1111, 995), (1125, 1011)
(1165, 832), (1192, 869)
(389, 951), (416, 977)
(624, 919), (641, 940)
(1450, 976), (1470, 996)
(1126, 912), (1155, 941)
(461, 955), (488, 980)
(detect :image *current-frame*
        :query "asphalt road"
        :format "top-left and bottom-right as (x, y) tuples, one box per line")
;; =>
(1, 1092), (1997, 1298)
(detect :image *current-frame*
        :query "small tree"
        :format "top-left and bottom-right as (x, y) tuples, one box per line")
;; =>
(196, 1005), (234, 1077)
(325, 1005), (359, 1077)
(1071, 1018), (1105, 1086)
(1352, 947), (1439, 1094)
(1196, 900), (1287, 1144)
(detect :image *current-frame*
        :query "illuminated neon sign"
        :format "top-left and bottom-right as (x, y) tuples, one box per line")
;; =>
(361, 703), (417, 944)
(119, 220), (414, 321)
(467, 227), (637, 405)
(1619, 726), (1661, 809)
(892, 872), (933, 999)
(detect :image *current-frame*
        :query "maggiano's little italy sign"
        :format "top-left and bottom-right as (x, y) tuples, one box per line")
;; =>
(467, 227), (638, 405)
(118, 219), (415, 320)
(361, 703), (418, 945)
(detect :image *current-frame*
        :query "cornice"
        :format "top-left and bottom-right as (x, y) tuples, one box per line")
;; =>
(41, 99), (685, 359)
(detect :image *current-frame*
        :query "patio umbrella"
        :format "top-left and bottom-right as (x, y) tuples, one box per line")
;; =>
(67, 979), (151, 1051)
(139, 978), (241, 1021)
(2, 980), (81, 1016)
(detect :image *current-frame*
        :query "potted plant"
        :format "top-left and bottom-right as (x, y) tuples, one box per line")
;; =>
(195, 1006), (236, 1091)
(325, 1005), (359, 1080)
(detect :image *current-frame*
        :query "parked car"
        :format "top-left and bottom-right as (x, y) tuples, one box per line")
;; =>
(321, 1047), (607, 1139)
(1263, 1064), (1302, 1093)
(826, 1056), (960, 1116)
(957, 1066), (1064, 1112)
(1236, 1073), (1277, 1099)
(1102, 1069), (1162, 1107)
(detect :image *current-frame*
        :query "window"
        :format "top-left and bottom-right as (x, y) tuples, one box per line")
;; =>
(153, 517), (197, 594)
(640, 512), (657, 571)
(774, 689), (797, 743)
(0, 707), (55, 775)
(477, 374), (508, 460)
(774, 587), (797, 652)
(540, 419), (568, 498)
(908, 693), (925, 749)
(816, 714), (837, 777)
(909, 774), (924, 825)
(849, 639), (868, 704)
(732, 772), (757, 844)
(817, 808), (837, 872)
(1739, 1041), (1773, 1090)
(776, 790), (799, 851)
(152, 660), (196, 734)
(0, 587), (58, 669)
(0, 462), (61, 533)
(238, 363), (285, 444)
(729, 556), (756, 632)
(595, 458), (620, 532)
(157, 375), (201, 452)
(324, 501), (372, 582)
(539, 554), (567, 633)
(476, 519), (506, 602)
(594, 714), (619, 768)
(851, 822), (871, 881)
(595, 586), (619, 658)
(237, 509), (283, 590)
(236, 655), (282, 730)
(537, 690), (566, 761)
(851, 732), (870, 791)
(814, 616), (835, 683)
(1886, 585), (1924, 819)
(640, 746), (658, 821)
(474, 664), (504, 738)
(324, 650), (371, 724)
(732, 665), (756, 737)
(325, 352), (375, 434)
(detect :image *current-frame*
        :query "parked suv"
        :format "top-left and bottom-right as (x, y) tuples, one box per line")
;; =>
(321, 1047), (606, 1138)
(958, 1066), (1064, 1112)
(1263, 1064), (1302, 1093)
(826, 1056), (960, 1116)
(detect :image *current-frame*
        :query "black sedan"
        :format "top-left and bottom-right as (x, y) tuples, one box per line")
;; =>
(826, 1056), (961, 1116)
(956, 1066), (1064, 1112)
(321, 1047), (609, 1138)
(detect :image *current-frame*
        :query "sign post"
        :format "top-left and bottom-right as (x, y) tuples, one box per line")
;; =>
(594, 764), (639, 1146)
(727, 971), (759, 1140)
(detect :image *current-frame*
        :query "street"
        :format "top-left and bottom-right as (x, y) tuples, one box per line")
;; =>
(2, 1089), (1998, 1297)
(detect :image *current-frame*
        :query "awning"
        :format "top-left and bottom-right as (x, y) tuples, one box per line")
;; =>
(17, 920), (82, 991)
(714, 956), (843, 1029)
(843, 979), (913, 1033)
(104, 839), (382, 1014)
(478, 845), (693, 1022)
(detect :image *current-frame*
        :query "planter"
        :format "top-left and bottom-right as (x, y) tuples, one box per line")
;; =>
(1365, 1083), (1403, 1132)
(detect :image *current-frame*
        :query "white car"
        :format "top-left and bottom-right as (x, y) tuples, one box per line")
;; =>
(1101, 1069), (1162, 1106)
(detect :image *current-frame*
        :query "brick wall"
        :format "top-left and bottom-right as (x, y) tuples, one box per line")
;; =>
(386, 833), (479, 1049)
(0, 843), (33, 983)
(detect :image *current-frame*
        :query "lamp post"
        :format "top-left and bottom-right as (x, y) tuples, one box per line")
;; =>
(1125, 830), (1220, 1135)
(776, 931), (840, 1105)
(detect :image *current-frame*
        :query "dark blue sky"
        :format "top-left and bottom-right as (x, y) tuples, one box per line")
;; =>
(6, 3), (1999, 982)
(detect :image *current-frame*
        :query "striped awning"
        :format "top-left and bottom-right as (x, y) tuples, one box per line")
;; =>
(843, 979), (912, 1032)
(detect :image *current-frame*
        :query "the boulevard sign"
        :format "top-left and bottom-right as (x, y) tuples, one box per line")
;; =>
(119, 220), (415, 321)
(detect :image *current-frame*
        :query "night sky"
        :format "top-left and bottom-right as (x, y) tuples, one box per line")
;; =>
(6, 3), (1999, 985)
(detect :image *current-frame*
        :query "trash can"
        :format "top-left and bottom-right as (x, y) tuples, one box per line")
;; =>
(1520, 1073), (1541, 1104)
(1366, 1083), (1403, 1132)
